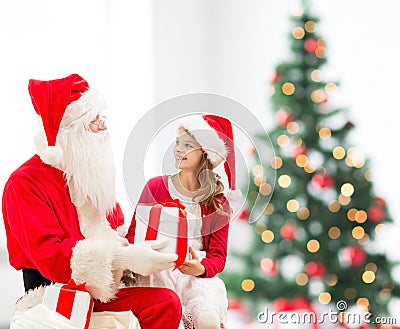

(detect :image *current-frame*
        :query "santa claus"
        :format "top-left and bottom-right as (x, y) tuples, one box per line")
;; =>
(2, 74), (182, 328)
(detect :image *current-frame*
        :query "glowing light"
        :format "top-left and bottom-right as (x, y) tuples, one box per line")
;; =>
(267, 85), (275, 96)
(365, 263), (377, 272)
(296, 273), (309, 286)
(379, 289), (391, 301)
(293, 136), (303, 147)
(241, 279), (255, 292)
(358, 234), (370, 245)
(296, 154), (308, 167)
(254, 176), (266, 187)
(292, 27), (305, 39)
(325, 83), (337, 94)
(277, 135), (290, 147)
(307, 239), (320, 253)
(338, 194), (351, 205)
(270, 156), (283, 169)
(328, 200), (340, 213)
(355, 210), (368, 223)
(318, 292), (331, 304)
(346, 147), (365, 168)
(375, 223), (385, 235)
(333, 146), (346, 159)
(259, 183), (272, 196)
(311, 89), (326, 103)
(304, 163), (316, 173)
(357, 298), (370, 311)
(278, 175), (292, 188)
(287, 199), (300, 212)
(297, 207), (310, 220)
(362, 271), (375, 284)
(364, 169), (372, 181)
(252, 165), (264, 177)
(347, 208), (357, 221)
(327, 274), (338, 286)
(318, 127), (331, 140)
(345, 288), (357, 299)
(287, 122), (300, 134)
(292, 9), (304, 17)
(352, 226), (365, 240)
(341, 183), (355, 197)
(311, 69), (323, 82)
(261, 230), (275, 243)
(260, 258), (274, 271)
(315, 47), (325, 58)
(282, 82), (296, 95)
(328, 227), (341, 239)
(255, 223), (266, 235)
(304, 21), (316, 32)
(263, 203), (275, 215)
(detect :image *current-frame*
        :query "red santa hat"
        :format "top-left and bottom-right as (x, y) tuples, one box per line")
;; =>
(29, 73), (105, 165)
(178, 114), (241, 201)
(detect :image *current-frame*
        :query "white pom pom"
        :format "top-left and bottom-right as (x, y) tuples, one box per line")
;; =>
(227, 189), (242, 201)
(39, 146), (63, 166)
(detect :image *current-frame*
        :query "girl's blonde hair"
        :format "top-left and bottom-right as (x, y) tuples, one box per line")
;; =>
(193, 153), (226, 211)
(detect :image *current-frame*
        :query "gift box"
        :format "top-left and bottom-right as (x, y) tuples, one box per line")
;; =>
(134, 199), (188, 268)
(42, 279), (94, 329)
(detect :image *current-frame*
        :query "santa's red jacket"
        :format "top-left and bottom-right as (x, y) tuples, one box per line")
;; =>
(126, 175), (230, 278)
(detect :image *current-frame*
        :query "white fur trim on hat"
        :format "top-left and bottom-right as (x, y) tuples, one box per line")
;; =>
(227, 189), (242, 201)
(34, 131), (63, 166)
(178, 115), (227, 167)
(61, 89), (106, 129)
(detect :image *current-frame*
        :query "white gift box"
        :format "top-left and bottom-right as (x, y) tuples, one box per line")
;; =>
(135, 202), (189, 268)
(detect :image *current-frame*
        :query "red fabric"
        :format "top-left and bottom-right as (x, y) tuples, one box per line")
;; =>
(94, 287), (181, 329)
(2, 155), (124, 283)
(28, 74), (89, 147)
(126, 175), (230, 278)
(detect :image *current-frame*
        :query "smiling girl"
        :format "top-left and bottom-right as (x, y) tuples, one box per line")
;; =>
(126, 114), (240, 329)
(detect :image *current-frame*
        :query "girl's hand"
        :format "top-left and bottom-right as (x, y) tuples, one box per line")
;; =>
(178, 246), (206, 276)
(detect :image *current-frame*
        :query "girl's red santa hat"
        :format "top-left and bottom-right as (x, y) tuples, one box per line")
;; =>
(29, 73), (106, 166)
(178, 114), (242, 201)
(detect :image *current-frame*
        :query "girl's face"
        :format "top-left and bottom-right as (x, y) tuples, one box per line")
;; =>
(174, 128), (203, 170)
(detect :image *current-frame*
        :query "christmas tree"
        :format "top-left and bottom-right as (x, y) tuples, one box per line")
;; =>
(222, 5), (399, 317)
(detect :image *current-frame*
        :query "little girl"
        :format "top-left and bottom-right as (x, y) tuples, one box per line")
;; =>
(126, 114), (239, 329)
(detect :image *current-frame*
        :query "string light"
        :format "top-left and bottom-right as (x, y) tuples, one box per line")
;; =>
(365, 263), (377, 272)
(259, 183), (272, 195)
(252, 164), (264, 177)
(379, 289), (391, 301)
(364, 169), (372, 181)
(287, 121), (300, 134)
(254, 176), (266, 187)
(328, 227), (341, 239)
(355, 210), (368, 223)
(241, 279), (255, 292)
(287, 199), (300, 212)
(267, 85), (275, 96)
(261, 230), (275, 243)
(356, 298), (369, 311)
(311, 69), (323, 82)
(297, 207), (310, 220)
(292, 27), (305, 39)
(347, 208), (357, 221)
(270, 156), (283, 169)
(375, 223), (385, 235)
(326, 274), (338, 286)
(338, 194), (351, 206)
(278, 175), (292, 188)
(304, 162), (316, 173)
(296, 154), (308, 167)
(318, 292), (331, 304)
(296, 273), (309, 286)
(328, 200), (340, 213)
(325, 82), (337, 95)
(341, 183), (354, 197)
(358, 233), (370, 245)
(307, 239), (320, 253)
(277, 134), (290, 147)
(333, 146), (346, 159)
(318, 127), (331, 140)
(263, 203), (275, 215)
(352, 226), (365, 240)
(282, 82), (296, 95)
(304, 21), (316, 32)
(311, 89), (327, 103)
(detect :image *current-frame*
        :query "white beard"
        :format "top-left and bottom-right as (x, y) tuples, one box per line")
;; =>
(57, 129), (116, 223)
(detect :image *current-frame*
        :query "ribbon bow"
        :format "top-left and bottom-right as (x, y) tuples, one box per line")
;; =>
(63, 279), (88, 292)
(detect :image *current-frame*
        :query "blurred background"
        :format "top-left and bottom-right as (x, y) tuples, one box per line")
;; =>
(1, 0), (399, 327)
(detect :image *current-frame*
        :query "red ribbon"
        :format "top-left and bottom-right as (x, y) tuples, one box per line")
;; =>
(55, 279), (93, 329)
(141, 199), (188, 269)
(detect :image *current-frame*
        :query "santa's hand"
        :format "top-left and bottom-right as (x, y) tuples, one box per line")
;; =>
(113, 239), (178, 276)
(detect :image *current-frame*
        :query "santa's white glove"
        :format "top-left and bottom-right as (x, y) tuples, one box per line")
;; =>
(114, 239), (178, 276)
